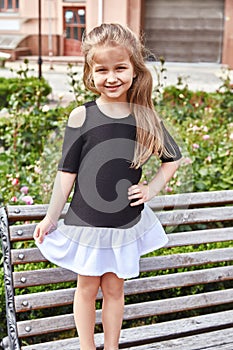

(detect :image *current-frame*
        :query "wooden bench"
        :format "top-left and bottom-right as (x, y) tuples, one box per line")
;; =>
(0, 190), (233, 350)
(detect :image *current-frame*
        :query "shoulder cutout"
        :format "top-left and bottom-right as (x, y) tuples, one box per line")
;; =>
(67, 105), (86, 128)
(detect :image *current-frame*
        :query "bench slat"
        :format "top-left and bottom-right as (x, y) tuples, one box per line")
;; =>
(7, 204), (233, 227)
(17, 288), (233, 337)
(15, 265), (233, 312)
(13, 248), (233, 288)
(140, 248), (233, 271)
(10, 227), (233, 264)
(10, 225), (233, 246)
(7, 190), (233, 222)
(128, 328), (233, 350)
(8, 206), (233, 245)
(13, 267), (77, 288)
(12, 247), (47, 264)
(124, 288), (233, 320)
(157, 206), (233, 226)
(21, 309), (233, 349)
(7, 204), (68, 222)
(7, 204), (49, 221)
(10, 223), (36, 242)
(149, 189), (233, 209)
(15, 288), (77, 312)
(166, 227), (233, 247)
(18, 313), (75, 337)
(120, 310), (233, 349)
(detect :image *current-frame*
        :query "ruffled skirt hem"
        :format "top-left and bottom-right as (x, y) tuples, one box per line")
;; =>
(35, 204), (168, 279)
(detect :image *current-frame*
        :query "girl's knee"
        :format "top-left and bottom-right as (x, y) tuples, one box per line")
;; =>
(77, 275), (100, 299)
(101, 273), (124, 300)
(103, 287), (122, 300)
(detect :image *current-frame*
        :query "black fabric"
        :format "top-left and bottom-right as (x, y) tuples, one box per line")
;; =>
(58, 101), (182, 228)
(159, 121), (182, 163)
(58, 126), (83, 173)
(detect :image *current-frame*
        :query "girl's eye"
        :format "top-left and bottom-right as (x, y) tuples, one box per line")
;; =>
(96, 68), (106, 72)
(117, 66), (126, 71)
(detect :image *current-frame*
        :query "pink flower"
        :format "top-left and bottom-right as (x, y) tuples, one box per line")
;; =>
(20, 186), (29, 194)
(12, 178), (19, 186)
(22, 195), (34, 205)
(192, 125), (200, 132)
(165, 186), (173, 193)
(11, 196), (18, 202)
(192, 143), (200, 149)
(183, 157), (192, 164)
(34, 166), (41, 174)
(205, 156), (212, 162)
(202, 135), (210, 140)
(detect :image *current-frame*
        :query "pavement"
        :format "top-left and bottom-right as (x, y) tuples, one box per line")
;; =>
(0, 56), (232, 107)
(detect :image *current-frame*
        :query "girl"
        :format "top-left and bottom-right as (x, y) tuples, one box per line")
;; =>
(34, 23), (182, 350)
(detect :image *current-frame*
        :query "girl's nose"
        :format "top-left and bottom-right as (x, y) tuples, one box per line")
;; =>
(107, 71), (118, 82)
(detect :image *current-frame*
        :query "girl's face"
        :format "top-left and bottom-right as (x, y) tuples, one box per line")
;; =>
(91, 45), (135, 103)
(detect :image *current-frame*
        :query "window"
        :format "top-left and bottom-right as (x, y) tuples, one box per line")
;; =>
(0, 0), (19, 12)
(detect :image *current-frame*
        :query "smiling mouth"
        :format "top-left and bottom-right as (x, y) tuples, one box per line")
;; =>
(105, 84), (121, 89)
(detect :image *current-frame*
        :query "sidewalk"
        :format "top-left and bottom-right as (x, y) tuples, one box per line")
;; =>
(0, 56), (232, 107)
(152, 61), (232, 92)
(0, 57), (83, 106)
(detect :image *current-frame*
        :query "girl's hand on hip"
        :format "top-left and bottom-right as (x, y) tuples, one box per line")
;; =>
(128, 182), (150, 206)
(33, 215), (57, 244)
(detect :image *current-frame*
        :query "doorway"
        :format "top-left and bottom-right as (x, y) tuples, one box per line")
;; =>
(64, 7), (85, 56)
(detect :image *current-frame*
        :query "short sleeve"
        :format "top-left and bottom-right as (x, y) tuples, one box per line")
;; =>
(159, 121), (182, 163)
(58, 126), (83, 173)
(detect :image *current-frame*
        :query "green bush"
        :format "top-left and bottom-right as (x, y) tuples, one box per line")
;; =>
(0, 76), (51, 110)
(0, 77), (10, 108)
(0, 106), (69, 205)
(153, 82), (233, 193)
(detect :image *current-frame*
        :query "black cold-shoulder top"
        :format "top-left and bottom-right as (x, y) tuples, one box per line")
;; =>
(58, 101), (182, 228)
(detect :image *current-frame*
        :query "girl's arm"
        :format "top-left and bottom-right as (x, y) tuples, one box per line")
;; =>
(128, 160), (181, 206)
(34, 171), (76, 243)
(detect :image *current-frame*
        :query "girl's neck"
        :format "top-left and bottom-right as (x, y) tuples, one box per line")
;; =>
(96, 98), (131, 119)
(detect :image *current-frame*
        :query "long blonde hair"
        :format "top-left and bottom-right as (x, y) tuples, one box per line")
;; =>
(81, 23), (166, 168)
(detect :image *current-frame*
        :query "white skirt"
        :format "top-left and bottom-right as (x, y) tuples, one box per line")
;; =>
(35, 204), (168, 279)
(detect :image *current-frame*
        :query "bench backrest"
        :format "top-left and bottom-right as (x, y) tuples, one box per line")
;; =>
(1, 190), (233, 349)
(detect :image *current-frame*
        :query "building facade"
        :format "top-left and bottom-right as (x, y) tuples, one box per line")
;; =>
(0, 0), (232, 67)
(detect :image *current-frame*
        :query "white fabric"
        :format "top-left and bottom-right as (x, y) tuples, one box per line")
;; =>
(35, 204), (168, 279)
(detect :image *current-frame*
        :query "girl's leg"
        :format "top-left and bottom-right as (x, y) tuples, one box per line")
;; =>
(74, 274), (100, 350)
(100, 273), (124, 350)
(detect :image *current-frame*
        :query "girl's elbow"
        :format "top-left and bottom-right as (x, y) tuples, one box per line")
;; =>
(162, 158), (182, 178)
(174, 157), (183, 169)
(163, 157), (182, 170)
